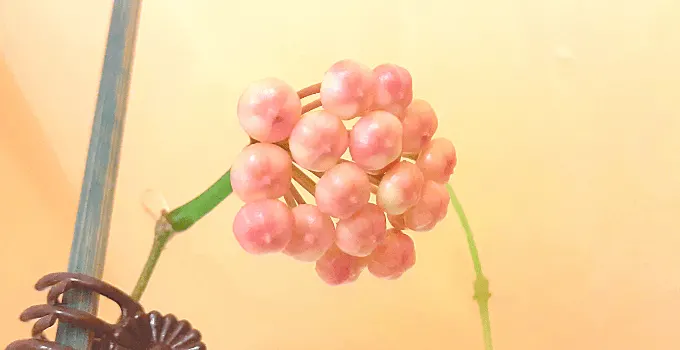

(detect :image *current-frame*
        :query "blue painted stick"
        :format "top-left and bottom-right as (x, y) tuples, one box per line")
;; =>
(55, 1), (143, 348)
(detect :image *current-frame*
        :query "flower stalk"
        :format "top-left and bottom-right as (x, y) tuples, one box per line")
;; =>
(446, 184), (494, 350)
(130, 170), (234, 301)
(130, 216), (174, 301)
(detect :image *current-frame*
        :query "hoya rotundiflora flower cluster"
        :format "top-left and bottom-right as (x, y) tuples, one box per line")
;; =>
(230, 59), (457, 285)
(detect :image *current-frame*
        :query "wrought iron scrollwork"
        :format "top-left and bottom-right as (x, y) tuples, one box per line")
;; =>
(5, 273), (206, 350)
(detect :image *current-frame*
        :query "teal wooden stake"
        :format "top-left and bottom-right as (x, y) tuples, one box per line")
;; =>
(55, 1), (143, 348)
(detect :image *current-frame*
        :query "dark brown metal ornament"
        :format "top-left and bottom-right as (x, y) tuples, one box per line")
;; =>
(5, 273), (206, 350)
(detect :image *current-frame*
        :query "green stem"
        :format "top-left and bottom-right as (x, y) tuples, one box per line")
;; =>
(130, 228), (172, 301)
(446, 184), (494, 350)
(165, 169), (234, 232)
(130, 169), (235, 301)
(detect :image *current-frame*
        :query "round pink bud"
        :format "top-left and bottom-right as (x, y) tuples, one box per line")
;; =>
(237, 78), (302, 143)
(283, 204), (336, 262)
(314, 162), (371, 219)
(315, 245), (367, 286)
(403, 181), (449, 232)
(233, 199), (294, 254)
(372, 63), (413, 116)
(416, 138), (457, 183)
(349, 110), (403, 171)
(377, 161), (425, 215)
(320, 59), (376, 120)
(401, 99), (439, 154)
(230, 143), (292, 203)
(288, 110), (349, 172)
(335, 203), (387, 257)
(367, 229), (416, 279)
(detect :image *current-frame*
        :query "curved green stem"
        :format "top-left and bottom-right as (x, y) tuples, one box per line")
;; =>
(131, 227), (172, 301)
(165, 169), (234, 232)
(130, 169), (234, 301)
(446, 184), (494, 350)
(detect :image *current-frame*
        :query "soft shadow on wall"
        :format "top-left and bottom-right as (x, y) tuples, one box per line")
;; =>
(0, 54), (77, 346)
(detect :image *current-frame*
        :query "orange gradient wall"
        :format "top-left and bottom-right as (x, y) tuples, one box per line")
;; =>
(1, 1), (679, 349)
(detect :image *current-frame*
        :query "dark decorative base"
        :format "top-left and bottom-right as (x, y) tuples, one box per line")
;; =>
(5, 273), (206, 350)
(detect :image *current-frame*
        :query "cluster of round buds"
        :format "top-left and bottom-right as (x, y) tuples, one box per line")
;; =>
(231, 59), (457, 285)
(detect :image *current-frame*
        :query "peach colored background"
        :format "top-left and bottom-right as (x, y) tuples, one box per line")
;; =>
(1, 1), (680, 349)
